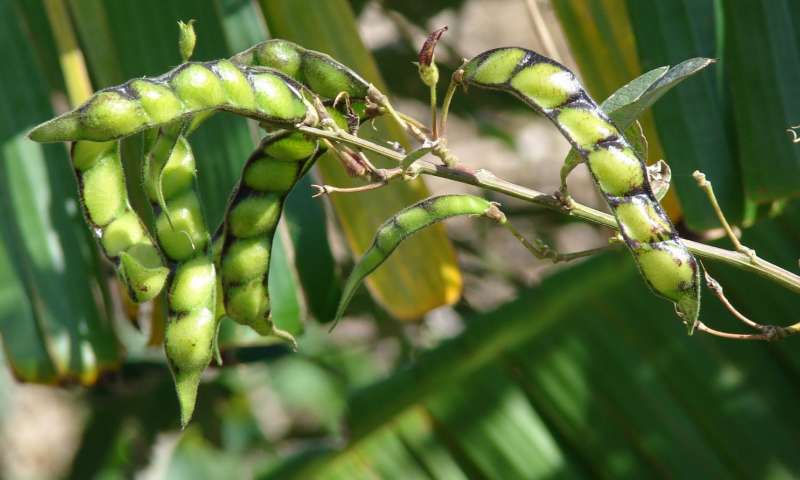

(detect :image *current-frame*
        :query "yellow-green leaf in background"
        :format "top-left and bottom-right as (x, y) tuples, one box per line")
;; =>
(259, 0), (462, 320)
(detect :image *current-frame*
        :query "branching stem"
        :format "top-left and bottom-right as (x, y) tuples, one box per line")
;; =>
(693, 170), (756, 262)
(297, 125), (800, 298)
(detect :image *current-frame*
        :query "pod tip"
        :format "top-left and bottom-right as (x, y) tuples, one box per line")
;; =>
(174, 370), (202, 428)
(28, 115), (81, 143)
(676, 296), (701, 335)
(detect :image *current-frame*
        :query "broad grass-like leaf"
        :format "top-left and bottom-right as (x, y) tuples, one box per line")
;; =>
(0, 0), (120, 384)
(721, 0), (800, 203)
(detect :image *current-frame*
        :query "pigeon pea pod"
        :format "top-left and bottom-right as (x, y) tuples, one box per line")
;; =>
(214, 131), (320, 342)
(28, 60), (316, 143)
(334, 195), (495, 323)
(232, 39), (372, 100)
(181, 41), (374, 135)
(144, 126), (217, 426)
(70, 141), (169, 302)
(460, 48), (700, 326)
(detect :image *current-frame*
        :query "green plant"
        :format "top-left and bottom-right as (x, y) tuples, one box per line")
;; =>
(27, 18), (800, 429)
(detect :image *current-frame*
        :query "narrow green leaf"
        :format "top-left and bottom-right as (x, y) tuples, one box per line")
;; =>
(605, 58), (715, 127)
(0, 240), (56, 383)
(400, 144), (435, 170)
(599, 65), (669, 115)
(268, 227), (303, 336)
(284, 176), (341, 324)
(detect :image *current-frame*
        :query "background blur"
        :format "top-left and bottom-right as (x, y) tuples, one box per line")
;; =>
(1, 0), (800, 478)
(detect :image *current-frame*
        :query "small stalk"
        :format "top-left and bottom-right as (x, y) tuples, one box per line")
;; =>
(439, 70), (462, 139)
(693, 170), (756, 261)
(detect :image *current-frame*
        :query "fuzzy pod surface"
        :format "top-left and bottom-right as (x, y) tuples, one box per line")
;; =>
(461, 47), (700, 326)
(29, 61), (315, 143)
(71, 141), (169, 302)
(144, 125), (218, 426)
(214, 131), (320, 341)
(232, 39), (371, 100)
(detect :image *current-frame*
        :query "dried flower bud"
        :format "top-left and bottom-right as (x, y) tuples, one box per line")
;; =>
(418, 26), (448, 87)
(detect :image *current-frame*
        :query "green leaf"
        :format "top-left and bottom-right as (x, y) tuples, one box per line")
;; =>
(599, 65), (669, 116)
(603, 58), (715, 127)
(722, 0), (800, 203)
(0, 0), (120, 384)
(267, 227), (303, 336)
(0, 240), (56, 383)
(284, 176), (341, 324)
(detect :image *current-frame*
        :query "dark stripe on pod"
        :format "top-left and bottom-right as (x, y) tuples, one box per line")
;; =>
(461, 47), (701, 325)
(70, 141), (169, 303)
(214, 131), (320, 333)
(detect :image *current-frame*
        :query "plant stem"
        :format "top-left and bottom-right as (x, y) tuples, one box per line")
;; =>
(296, 126), (800, 296)
(693, 170), (756, 260)
(430, 84), (439, 139)
(439, 73), (460, 138)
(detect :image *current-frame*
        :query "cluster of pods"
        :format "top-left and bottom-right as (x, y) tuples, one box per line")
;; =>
(30, 39), (699, 425)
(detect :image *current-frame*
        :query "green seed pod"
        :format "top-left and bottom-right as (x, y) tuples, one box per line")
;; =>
(214, 131), (319, 340)
(460, 48), (700, 326)
(143, 125), (218, 426)
(233, 39), (371, 100)
(28, 61), (314, 143)
(334, 195), (494, 323)
(71, 141), (169, 302)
